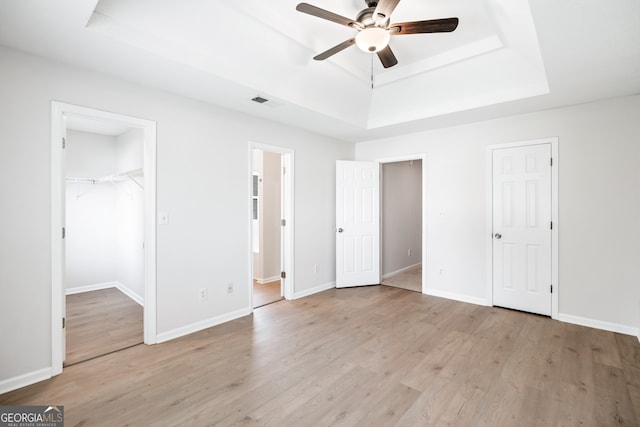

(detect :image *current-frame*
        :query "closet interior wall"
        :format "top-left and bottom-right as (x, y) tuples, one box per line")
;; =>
(381, 160), (423, 278)
(65, 128), (145, 304)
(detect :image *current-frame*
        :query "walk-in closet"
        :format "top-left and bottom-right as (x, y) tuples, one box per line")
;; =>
(64, 123), (145, 365)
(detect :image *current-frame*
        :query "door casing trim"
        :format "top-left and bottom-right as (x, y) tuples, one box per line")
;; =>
(51, 101), (157, 376)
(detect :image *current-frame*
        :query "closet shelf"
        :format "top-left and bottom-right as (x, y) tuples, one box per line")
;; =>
(66, 168), (144, 188)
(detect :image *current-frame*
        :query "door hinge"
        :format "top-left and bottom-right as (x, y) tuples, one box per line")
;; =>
(62, 137), (66, 149)
(550, 221), (553, 230)
(62, 227), (66, 239)
(281, 219), (286, 227)
(550, 284), (553, 294)
(550, 157), (553, 167)
(281, 271), (286, 279)
(282, 167), (286, 175)
(62, 317), (66, 328)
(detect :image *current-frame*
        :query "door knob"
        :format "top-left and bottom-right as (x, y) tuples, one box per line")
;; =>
(494, 233), (502, 239)
(337, 228), (344, 233)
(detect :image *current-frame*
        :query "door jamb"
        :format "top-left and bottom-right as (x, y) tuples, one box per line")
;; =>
(51, 101), (157, 376)
(248, 142), (294, 305)
(486, 137), (559, 319)
(376, 154), (427, 294)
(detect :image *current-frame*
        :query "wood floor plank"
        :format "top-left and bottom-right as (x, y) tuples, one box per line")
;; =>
(253, 279), (282, 308)
(65, 287), (143, 366)
(593, 363), (639, 425)
(2, 285), (639, 426)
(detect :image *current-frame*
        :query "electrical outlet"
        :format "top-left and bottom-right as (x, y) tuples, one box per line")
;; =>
(199, 288), (207, 301)
(314, 264), (319, 273)
(408, 249), (412, 257)
(158, 211), (169, 225)
(227, 283), (234, 294)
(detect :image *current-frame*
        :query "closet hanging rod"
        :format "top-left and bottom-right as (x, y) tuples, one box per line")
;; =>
(66, 177), (98, 184)
(65, 168), (144, 186)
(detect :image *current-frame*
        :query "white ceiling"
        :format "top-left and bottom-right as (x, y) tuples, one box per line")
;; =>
(66, 115), (133, 136)
(0, 0), (638, 142)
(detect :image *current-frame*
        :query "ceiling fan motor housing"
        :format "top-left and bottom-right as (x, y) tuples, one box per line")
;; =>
(356, 7), (376, 27)
(296, 0), (460, 69)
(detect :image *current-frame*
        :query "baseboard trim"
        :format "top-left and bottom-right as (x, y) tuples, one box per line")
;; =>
(558, 313), (639, 337)
(293, 281), (336, 300)
(424, 288), (489, 307)
(382, 263), (422, 280)
(0, 367), (51, 395)
(156, 307), (252, 344)
(65, 281), (118, 295)
(65, 281), (144, 306)
(254, 276), (281, 285)
(116, 283), (144, 307)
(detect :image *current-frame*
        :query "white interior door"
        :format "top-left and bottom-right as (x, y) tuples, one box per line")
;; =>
(492, 143), (552, 315)
(336, 160), (380, 288)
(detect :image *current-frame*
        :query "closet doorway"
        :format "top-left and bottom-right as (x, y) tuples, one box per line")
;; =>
(249, 143), (294, 308)
(380, 157), (425, 293)
(51, 102), (157, 375)
(64, 122), (144, 365)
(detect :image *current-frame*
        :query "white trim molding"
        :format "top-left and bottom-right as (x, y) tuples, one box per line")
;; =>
(65, 281), (119, 295)
(293, 281), (336, 300)
(382, 263), (422, 281)
(157, 307), (252, 344)
(559, 313), (639, 337)
(254, 276), (281, 285)
(0, 368), (52, 395)
(65, 281), (143, 306)
(425, 289), (490, 307)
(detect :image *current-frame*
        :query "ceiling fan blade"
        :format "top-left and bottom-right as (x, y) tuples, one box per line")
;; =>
(296, 3), (357, 28)
(390, 17), (459, 35)
(373, 0), (402, 22)
(314, 38), (356, 60)
(377, 45), (398, 68)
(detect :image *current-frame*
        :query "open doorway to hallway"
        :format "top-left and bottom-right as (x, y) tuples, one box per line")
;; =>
(380, 159), (423, 293)
(252, 149), (284, 308)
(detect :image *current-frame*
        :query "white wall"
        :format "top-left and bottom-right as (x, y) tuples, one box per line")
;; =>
(65, 130), (118, 289)
(356, 95), (640, 335)
(0, 46), (353, 387)
(115, 128), (144, 300)
(381, 160), (422, 276)
(65, 128), (144, 302)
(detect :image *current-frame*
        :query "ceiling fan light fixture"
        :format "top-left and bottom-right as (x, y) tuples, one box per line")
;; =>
(355, 26), (390, 53)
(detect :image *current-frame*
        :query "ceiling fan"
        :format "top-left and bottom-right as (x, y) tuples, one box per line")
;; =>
(296, 0), (459, 68)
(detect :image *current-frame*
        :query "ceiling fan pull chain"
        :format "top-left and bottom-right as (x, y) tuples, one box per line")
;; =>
(371, 54), (374, 89)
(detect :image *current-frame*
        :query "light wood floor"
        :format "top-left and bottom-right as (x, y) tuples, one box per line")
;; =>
(382, 265), (422, 293)
(65, 287), (143, 366)
(2, 286), (639, 426)
(253, 279), (282, 308)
